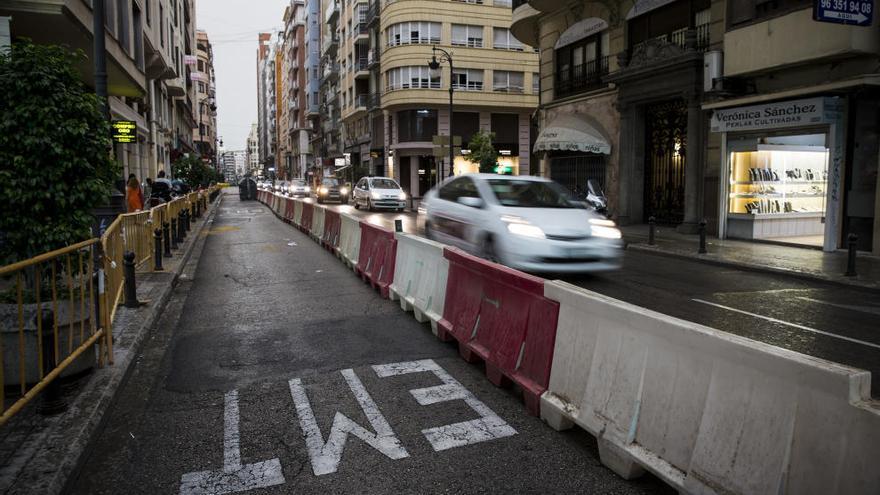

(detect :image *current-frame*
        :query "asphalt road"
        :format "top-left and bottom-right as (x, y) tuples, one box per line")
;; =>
(316, 196), (880, 397)
(68, 194), (672, 494)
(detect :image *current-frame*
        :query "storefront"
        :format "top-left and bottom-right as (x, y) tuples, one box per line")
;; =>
(533, 113), (611, 194)
(712, 96), (846, 251)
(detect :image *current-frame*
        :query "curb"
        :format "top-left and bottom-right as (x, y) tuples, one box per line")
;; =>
(626, 242), (880, 293)
(0, 194), (223, 495)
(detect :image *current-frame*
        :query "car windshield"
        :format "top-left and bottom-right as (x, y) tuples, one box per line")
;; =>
(292, 180), (305, 187)
(371, 179), (399, 189)
(322, 178), (339, 186)
(487, 179), (577, 208)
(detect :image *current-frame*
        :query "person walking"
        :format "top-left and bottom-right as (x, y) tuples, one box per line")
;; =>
(126, 175), (144, 212)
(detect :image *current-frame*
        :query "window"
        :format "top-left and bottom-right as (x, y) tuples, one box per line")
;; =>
(532, 72), (539, 94)
(493, 28), (523, 51)
(494, 0), (512, 6)
(386, 66), (440, 90)
(439, 177), (480, 202)
(397, 109), (438, 142)
(727, 0), (810, 28)
(386, 22), (441, 46)
(453, 0), (484, 4)
(492, 71), (524, 92)
(487, 179), (576, 208)
(453, 112), (480, 146)
(628, 0), (711, 50)
(159, 4), (165, 48)
(452, 69), (483, 91)
(451, 25), (483, 47)
(555, 31), (609, 98)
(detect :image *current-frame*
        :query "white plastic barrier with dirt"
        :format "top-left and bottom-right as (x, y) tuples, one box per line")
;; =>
(388, 233), (449, 334)
(337, 213), (361, 270)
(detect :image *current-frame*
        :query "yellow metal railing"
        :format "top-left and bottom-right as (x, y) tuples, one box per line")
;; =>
(0, 239), (110, 426)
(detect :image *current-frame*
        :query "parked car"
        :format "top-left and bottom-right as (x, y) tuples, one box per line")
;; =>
(288, 179), (310, 198)
(422, 174), (623, 273)
(315, 177), (343, 204)
(353, 177), (407, 212)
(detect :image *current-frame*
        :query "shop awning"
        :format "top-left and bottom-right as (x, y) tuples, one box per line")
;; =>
(533, 114), (611, 155)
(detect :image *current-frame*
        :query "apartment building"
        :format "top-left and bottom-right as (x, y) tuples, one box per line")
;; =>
(513, 0), (879, 254)
(281, 1), (309, 179)
(246, 122), (260, 175)
(257, 31), (278, 175)
(304, 0), (323, 175)
(315, 0), (343, 180)
(193, 29), (218, 168)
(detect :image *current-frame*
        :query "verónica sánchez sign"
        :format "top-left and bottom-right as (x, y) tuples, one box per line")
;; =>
(710, 97), (840, 133)
(814, 0), (873, 26)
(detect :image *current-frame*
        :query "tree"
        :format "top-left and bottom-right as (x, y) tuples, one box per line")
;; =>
(172, 154), (216, 188)
(468, 130), (499, 174)
(0, 41), (117, 265)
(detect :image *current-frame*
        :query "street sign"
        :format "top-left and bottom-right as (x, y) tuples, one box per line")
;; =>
(432, 135), (461, 146)
(814, 0), (873, 26)
(111, 120), (137, 143)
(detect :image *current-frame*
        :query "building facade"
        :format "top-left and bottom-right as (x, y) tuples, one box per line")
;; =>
(257, 31), (278, 176)
(193, 29), (218, 169)
(246, 122), (260, 175)
(512, 0), (879, 253)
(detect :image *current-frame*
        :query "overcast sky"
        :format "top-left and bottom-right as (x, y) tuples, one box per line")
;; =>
(196, 0), (288, 150)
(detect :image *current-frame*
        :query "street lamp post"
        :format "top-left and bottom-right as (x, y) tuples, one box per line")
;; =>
(428, 47), (454, 180)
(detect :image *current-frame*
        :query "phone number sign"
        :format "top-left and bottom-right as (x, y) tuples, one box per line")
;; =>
(814, 0), (873, 26)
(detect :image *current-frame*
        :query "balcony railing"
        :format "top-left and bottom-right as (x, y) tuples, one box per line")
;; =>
(354, 94), (369, 108)
(353, 22), (369, 37)
(367, 93), (381, 110)
(365, 2), (380, 27)
(452, 81), (483, 91)
(355, 57), (370, 73)
(325, 1), (340, 24)
(555, 56), (609, 98)
(367, 49), (380, 68)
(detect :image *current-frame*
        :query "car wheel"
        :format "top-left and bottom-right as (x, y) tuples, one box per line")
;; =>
(424, 220), (433, 240)
(367, 199), (374, 212)
(354, 198), (360, 209)
(482, 236), (501, 264)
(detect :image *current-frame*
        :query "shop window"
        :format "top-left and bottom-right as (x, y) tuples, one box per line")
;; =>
(627, 0), (711, 52)
(397, 109), (438, 142)
(727, 0), (812, 28)
(453, 112), (480, 147)
(490, 113), (519, 155)
(452, 69), (484, 91)
(555, 32), (609, 99)
(452, 24), (483, 48)
(492, 71), (524, 93)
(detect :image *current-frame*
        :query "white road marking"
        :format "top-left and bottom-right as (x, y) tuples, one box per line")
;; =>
(179, 390), (285, 495)
(796, 296), (880, 316)
(289, 369), (409, 476)
(692, 299), (880, 350)
(373, 359), (517, 451)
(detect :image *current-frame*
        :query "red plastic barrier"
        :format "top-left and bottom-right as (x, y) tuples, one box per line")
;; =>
(437, 247), (559, 416)
(284, 198), (294, 223)
(299, 201), (313, 233)
(356, 221), (397, 298)
(322, 210), (341, 250)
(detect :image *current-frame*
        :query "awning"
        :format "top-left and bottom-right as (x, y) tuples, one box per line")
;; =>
(626, 0), (677, 19)
(554, 18), (608, 49)
(533, 114), (611, 155)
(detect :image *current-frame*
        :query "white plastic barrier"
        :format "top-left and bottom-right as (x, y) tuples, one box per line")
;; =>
(337, 213), (361, 270)
(293, 199), (303, 227)
(541, 281), (880, 495)
(311, 204), (325, 240)
(388, 233), (449, 333)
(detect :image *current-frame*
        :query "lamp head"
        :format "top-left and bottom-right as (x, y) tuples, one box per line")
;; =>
(428, 55), (441, 79)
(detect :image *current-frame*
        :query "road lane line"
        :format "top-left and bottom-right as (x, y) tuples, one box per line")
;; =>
(373, 359), (517, 451)
(692, 299), (880, 350)
(179, 390), (285, 495)
(796, 296), (880, 316)
(289, 369), (409, 476)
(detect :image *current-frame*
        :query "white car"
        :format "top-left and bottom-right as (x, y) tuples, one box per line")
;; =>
(353, 176), (407, 211)
(288, 179), (311, 197)
(422, 174), (623, 273)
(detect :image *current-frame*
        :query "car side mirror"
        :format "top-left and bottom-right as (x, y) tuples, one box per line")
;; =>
(457, 197), (483, 208)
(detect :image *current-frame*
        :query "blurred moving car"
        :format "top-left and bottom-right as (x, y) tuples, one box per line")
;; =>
(288, 179), (310, 198)
(316, 177), (343, 204)
(353, 177), (407, 211)
(422, 174), (622, 273)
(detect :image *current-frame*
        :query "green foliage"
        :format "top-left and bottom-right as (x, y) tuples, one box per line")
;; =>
(172, 154), (216, 188)
(468, 130), (499, 174)
(0, 41), (117, 265)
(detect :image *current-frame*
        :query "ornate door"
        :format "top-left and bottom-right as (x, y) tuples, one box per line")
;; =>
(644, 99), (687, 224)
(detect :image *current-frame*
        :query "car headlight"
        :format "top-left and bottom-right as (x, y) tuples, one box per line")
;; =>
(319, 187), (328, 194)
(304, 186), (310, 192)
(591, 225), (622, 239)
(371, 191), (381, 200)
(340, 187), (349, 195)
(501, 215), (545, 239)
(398, 192), (407, 200)
(589, 218), (616, 227)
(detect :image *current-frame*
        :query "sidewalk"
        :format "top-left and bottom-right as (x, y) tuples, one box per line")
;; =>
(622, 224), (880, 292)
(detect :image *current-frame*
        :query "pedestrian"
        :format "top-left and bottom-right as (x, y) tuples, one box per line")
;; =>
(126, 175), (144, 212)
(155, 169), (172, 186)
(144, 177), (153, 200)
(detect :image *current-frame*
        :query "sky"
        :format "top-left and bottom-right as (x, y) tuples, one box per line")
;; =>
(196, 0), (288, 150)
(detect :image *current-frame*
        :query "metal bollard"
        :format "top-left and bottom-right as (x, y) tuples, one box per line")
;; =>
(123, 251), (140, 308)
(185, 208), (191, 231)
(698, 219), (708, 254)
(394, 219), (402, 233)
(648, 216), (656, 246)
(178, 211), (186, 241)
(38, 310), (67, 415)
(153, 228), (164, 271)
(163, 222), (173, 258)
(845, 233), (858, 277)
(170, 217), (179, 249)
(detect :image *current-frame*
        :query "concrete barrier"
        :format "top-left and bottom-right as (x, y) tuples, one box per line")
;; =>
(437, 247), (559, 415)
(310, 204), (325, 241)
(540, 280), (880, 494)
(322, 210), (341, 250)
(389, 233), (449, 334)
(293, 199), (303, 227)
(356, 222), (397, 298)
(337, 213), (361, 270)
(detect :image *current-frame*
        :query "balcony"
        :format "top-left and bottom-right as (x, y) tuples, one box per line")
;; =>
(367, 93), (381, 110)
(322, 34), (339, 57)
(510, 2), (541, 47)
(321, 63), (340, 84)
(325, 1), (340, 24)
(353, 22), (369, 42)
(365, 2), (380, 27)
(367, 49), (381, 69)
(555, 56), (609, 99)
(354, 57), (370, 78)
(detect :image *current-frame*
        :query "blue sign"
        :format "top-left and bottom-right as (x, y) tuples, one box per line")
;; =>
(814, 0), (873, 26)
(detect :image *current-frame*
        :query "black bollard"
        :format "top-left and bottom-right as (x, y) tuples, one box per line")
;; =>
(178, 211), (186, 241)
(170, 217), (179, 250)
(123, 251), (139, 308)
(163, 222), (173, 258)
(185, 208), (191, 231)
(698, 219), (708, 254)
(395, 219), (402, 233)
(38, 310), (67, 415)
(845, 233), (858, 277)
(153, 228), (164, 271)
(648, 216), (656, 246)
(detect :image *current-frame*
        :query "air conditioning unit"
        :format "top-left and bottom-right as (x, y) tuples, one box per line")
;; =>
(704, 50), (722, 93)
